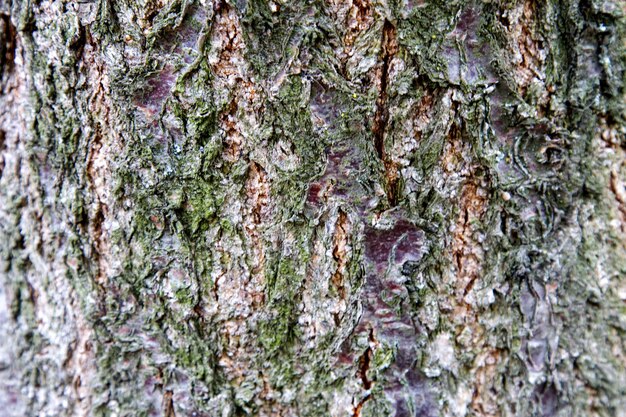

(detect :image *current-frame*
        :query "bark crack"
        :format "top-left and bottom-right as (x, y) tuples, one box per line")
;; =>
(162, 390), (176, 417)
(353, 329), (376, 416)
(357, 345), (372, 390)
(0, 13), (17, 78)
(373, 20), (399, 206)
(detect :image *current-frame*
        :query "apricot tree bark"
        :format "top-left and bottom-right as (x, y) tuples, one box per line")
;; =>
(0, 0), (625, 416)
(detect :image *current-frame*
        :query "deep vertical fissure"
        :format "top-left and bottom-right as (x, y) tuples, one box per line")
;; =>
(373, 20), (399, 206)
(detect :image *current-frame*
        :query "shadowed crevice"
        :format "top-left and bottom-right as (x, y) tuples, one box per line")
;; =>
(373, 19), (399, 206)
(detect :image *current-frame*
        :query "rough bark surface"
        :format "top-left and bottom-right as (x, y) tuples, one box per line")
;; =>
(0, 0), (625, 416)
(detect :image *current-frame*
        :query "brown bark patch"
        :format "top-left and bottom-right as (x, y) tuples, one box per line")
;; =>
(452, 178), (501, 416)
(210, 4), (245, 80)
(500, 0), (546, 100)
(331, 210), (350, 300)
(244, 161), (270, 302)
(453, 179), (488, 297)
(356, 345), (373, 390)
(246, 161), (270, 228)
(373, 20), (399, 205)
(162, 390), (176, 417)
(220, 98), (243, 163)
(85, 40), (114, 287)
(470, 349), (502, 417)
(343, 0), (374, 48)
(352, 329), (378, 415)
(210, 4), (259, 164)
(439, 122), (504, 416)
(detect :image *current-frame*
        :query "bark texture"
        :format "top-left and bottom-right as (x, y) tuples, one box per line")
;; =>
(0, 0), (625, 416)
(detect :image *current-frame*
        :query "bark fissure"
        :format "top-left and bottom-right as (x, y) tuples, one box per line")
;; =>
(373, 19), (399, 206)
(0, 13), (16, 77)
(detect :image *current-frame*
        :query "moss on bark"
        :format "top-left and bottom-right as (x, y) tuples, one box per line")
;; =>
(0, 0), (624, 416)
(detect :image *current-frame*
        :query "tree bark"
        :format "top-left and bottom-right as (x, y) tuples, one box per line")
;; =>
(0, 0), (625, 416)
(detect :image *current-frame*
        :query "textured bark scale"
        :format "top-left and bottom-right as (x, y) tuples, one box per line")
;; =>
(0, 0), (625, 416)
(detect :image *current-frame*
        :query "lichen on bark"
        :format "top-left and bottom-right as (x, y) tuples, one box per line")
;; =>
(0, 0), (625, 416)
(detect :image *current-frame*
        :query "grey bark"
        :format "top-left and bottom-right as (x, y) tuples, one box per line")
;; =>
(0, 0), (625, 416)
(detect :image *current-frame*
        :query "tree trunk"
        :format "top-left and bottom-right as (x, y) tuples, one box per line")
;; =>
(0, 0), (624, 416)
